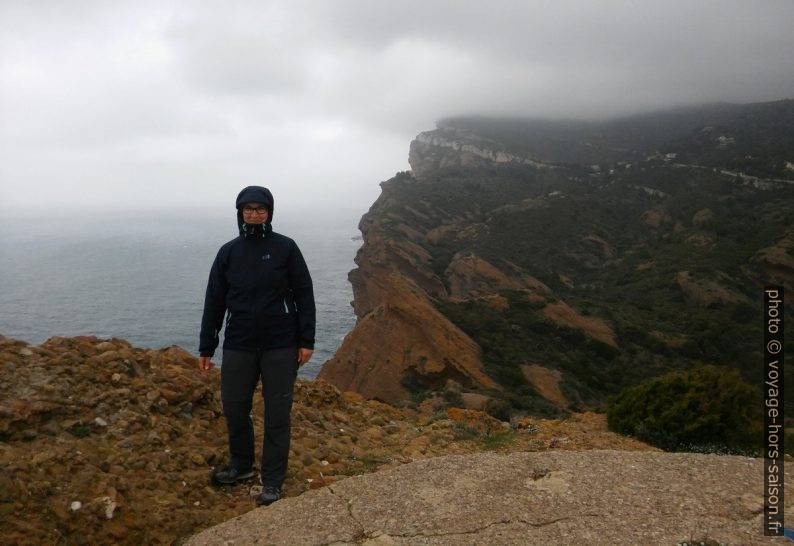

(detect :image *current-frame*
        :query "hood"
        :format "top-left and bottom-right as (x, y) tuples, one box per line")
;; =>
(235, 185), (274, 238)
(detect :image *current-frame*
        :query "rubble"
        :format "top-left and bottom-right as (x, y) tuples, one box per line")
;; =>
(0, 335), (651, 545)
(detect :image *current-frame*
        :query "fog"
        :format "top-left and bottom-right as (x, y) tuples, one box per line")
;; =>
(1, 0), (792, 217)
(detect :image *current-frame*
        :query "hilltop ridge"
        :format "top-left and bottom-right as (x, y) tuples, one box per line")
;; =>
(319, 99), (793, 425)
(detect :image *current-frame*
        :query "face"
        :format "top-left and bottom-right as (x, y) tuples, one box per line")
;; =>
(241, 202), (269, 225)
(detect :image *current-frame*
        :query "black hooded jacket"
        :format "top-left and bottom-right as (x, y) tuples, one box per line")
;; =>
(199, 186), (316, 357)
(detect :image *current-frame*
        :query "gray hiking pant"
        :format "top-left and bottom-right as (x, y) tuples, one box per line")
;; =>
(221, 346), (298, 487)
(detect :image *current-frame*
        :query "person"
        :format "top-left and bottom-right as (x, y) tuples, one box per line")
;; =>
(198, 185), (315, 506)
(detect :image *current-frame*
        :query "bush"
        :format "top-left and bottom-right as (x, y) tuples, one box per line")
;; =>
(479, 430), (515, 450)
(483, 398), (512, 421)
(68, 423), (92, 438)
(442, 388), (464, 408)
(606, 364), (762, 453)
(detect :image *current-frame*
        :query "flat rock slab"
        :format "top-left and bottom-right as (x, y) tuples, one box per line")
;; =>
(185, 450), (794, 545)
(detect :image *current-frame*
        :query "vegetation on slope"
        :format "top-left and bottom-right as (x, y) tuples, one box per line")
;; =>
(605, 364), (765, 454)
(374, 100), (794, 441)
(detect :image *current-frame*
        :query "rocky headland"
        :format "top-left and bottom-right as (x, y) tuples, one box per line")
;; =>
(319, 100), (794, 423)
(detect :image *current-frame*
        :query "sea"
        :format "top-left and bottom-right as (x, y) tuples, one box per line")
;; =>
(0, 210), (362, 380)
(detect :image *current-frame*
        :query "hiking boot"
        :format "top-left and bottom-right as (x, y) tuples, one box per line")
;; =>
(210, 464), (256, 486)
(256, 485), (282, 506)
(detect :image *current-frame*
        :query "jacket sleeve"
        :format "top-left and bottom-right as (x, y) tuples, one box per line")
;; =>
(199, 250), (228, 357)
(287, 241), (316, 350)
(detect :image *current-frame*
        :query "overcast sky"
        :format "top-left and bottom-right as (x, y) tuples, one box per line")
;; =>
(1, 0), (792, 219)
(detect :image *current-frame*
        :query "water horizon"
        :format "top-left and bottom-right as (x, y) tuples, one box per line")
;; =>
(0, 209), (363, 379)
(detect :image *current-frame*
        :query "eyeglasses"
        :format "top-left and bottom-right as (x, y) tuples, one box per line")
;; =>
(242, 207), (268, 215)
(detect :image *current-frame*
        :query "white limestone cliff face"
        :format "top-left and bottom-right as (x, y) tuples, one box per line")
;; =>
(408, 129), (552, 177)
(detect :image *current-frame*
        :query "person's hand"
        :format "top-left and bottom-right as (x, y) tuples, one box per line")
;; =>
(198, 356), (214, 373)
(297, 347), (313, 367)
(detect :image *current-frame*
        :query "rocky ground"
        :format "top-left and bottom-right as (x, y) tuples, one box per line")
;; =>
(0, 335), (652, 545)
(187, 450), (794, 546)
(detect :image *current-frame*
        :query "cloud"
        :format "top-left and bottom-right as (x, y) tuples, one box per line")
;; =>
(307, 0), (794, 120)
(0, 0), (792, 213)
(161, 0), (794, 127)
(166, 2), (312, 96)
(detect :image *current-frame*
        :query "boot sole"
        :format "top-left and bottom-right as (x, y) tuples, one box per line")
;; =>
(256, 495), (281, 506)
(210, 469), (257, 486)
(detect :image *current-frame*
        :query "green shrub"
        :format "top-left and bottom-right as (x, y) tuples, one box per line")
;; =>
(442, 389), (464, 408)
(606, 364), (762, 453)
(483, 398), (512, 421)
(451, 422), (479, 440)
(67, 423), (92, 438)
(479, 429), (515, 450)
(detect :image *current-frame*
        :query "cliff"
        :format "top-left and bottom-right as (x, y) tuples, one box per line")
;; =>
(316, 188), (505, 404)
(319, 100), (794, 419)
